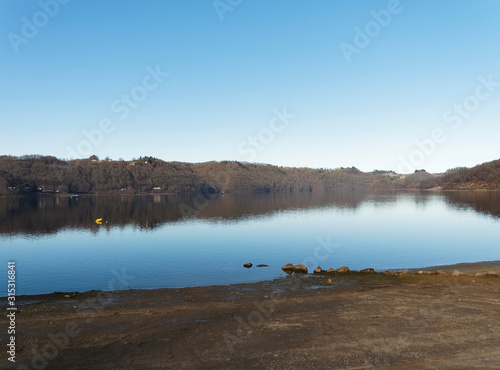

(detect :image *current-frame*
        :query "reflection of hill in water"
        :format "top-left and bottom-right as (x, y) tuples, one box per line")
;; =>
(0, 192), (368, 236)
(1, 191), (499, 236)
(442, 191), (500, 219)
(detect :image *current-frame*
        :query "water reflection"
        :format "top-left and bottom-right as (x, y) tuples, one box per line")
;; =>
(0, 191), (499, 236)
(3, 191), (500, 295)
(442, 191), (500, 219)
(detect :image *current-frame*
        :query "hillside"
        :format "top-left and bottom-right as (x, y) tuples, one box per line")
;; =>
(1, 155), (499, 195)
(420, 159), (500, 190)
(0, 155), (406, 195)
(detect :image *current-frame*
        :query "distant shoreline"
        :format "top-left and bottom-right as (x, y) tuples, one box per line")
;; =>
(2, 156), (499, 196)
(2, 188), (500, 199)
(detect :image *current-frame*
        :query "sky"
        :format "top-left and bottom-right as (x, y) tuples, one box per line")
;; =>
(1, 0), (499, 173)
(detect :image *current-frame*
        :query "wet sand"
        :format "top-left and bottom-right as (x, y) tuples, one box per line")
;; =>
(4, 262), (500, 369)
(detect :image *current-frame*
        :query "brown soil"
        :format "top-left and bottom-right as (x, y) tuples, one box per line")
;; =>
(3, 266), (500, 369)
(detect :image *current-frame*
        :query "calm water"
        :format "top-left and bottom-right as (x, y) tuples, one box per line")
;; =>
(1, 191), (499, 296)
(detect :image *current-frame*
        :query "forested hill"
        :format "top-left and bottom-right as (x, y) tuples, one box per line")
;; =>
(0, 155), (409, 195)
(420, 159), (500, 190)
(0, 155), (498, 195)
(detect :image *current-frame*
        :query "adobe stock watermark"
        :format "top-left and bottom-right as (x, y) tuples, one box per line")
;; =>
(237, 107), (296, 162)
(177, 172), (231, 219)
(302, 235), (340, 273)
(398, 74), (499, 173)
(18, 267), (134, 370)
(213, 0), (243, 21)
(223, 235), (338, 353)
(340, 0), (404, 63)
(65, 65), (168, 159)
(178, 106), (295, 219)
(369, 278), (470, 367)
(7, 0), (71, 54)
(177, 105), (294, 219)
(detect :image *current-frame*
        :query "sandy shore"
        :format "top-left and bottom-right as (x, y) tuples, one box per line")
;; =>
(409, 260), (500, 275)
(3, 262), (500, 369)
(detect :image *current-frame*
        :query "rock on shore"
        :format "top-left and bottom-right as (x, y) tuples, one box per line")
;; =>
(281, 263), (294, 272)
(359, 268), (375, 274)
(293, 264), (308, 273)
(336, 266), (350, 273)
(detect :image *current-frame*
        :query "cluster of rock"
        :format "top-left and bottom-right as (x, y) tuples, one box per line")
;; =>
(280, 264), (500, 278)
(281, 263), (307, 273)
(281, 264), (357, 274)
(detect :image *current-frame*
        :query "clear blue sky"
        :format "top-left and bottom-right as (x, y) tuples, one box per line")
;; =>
(1, 0), (499, 173)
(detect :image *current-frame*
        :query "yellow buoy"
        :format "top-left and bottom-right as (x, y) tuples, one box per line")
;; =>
(95, 218), (103, 224)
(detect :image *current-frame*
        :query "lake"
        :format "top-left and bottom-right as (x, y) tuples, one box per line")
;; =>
(1, 191), (499, 296)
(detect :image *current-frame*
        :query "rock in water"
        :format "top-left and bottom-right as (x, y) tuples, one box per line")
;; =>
(243, 263), (252, 268)
(281, 263), (294, 272)
(336, 266), (350, 273)
(313, 266), (322, 274)
(293, 264), (308, 274)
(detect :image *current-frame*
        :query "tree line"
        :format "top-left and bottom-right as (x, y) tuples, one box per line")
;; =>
(0, 155), (498, 196)
(420, 159), (500, 190)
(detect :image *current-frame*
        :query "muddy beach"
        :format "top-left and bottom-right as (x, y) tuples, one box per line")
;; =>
(4, 262), (500, 369)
